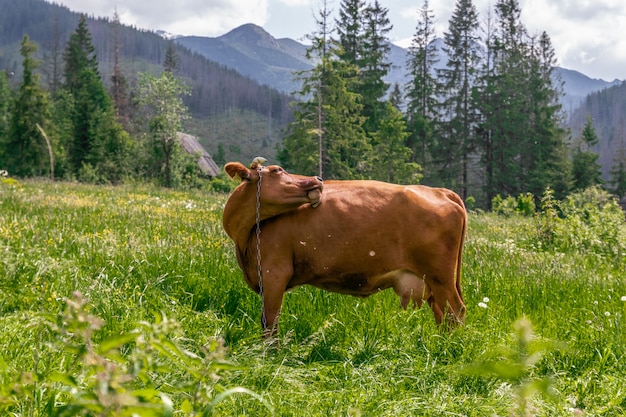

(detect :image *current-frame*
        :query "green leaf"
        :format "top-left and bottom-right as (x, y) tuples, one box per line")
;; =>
(97, 332), (139, 354)
(203, 387), (273, 416)
(48, 372), (78, 388)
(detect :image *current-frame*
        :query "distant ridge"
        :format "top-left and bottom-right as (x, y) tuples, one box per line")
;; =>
(176, 24), (311, 94)
(174, 24), (622, 113)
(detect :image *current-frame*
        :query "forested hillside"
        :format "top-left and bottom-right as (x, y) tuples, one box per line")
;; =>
(0, 0), (293, 162)
(568, 81), (626, 180)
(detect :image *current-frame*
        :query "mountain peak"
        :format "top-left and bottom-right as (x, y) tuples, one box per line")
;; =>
(221, 23), (279, 49)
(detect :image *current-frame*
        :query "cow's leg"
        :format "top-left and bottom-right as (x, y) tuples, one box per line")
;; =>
(260, 287), (285, 339)
(427, 295), (445, 324)
(425, 271), (465, 327)
(257, 263), (291, 340)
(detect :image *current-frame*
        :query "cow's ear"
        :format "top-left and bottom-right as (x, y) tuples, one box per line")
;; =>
(225, 162), (251, 181)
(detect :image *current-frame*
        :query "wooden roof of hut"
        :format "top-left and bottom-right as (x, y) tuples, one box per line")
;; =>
(177, 132), (221, 177)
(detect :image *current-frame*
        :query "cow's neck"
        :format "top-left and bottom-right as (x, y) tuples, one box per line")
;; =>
(223, 186), (261, 253)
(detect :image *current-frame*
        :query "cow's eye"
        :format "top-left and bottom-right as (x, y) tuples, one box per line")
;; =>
(271, 167), (283, 174)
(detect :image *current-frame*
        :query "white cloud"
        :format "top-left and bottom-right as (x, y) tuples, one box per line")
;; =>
(276, 0), (313, 6)
(56, 0), (270, 37)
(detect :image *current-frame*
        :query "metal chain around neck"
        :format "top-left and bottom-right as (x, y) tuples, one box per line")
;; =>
(255, 168), (267, 330)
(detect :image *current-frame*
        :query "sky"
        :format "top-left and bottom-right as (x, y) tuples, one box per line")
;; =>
(48, 0), (625, 82)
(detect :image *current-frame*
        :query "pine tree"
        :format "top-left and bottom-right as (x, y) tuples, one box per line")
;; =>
(4, 36), (51, 177)
(42, 16), (63, 94)
(0, 71), (10, 153)
(281, 52), (370, 180)
(164, 41), (179, 74)
(280, 0), (334, 177)
(63, 14), (132, 182)
(370, 101), (421, 183)
(334, 0), (365, 67)
(481, 0), (530, 199)
(358, 0), (392, 133)
(389, 83), (403, 110)
(110, 9), (131, 129)
(524, 31), (571, 198)
(608, 145), (626, 199)
(572, 115), (603, 191)
(436, 0), (481, 197)
(405, 0), (439, 169)
(63, 14), (101, 172)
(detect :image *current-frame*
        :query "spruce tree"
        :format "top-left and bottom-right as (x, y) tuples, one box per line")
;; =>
(110, 9), (131, 129)
(524, 31), (571, 198)
(477, 0), (570, 203)
(0, 71), (10, 155)
(42, 16), (63, 94)
(280, 0), (333, 177)
(370, 101), (421, 183)
(405, 0), (438, 169)
(481, 0), (529, 199)
(282, 0), (372, 180)
(358, 0), (392, 133)
(437, 0), (481, 197)
(63, 14), (101, 173)
(572, 115), (603, 191)
(164, 41), (179, 74)
(4, 36), (51, 177)
(63, 14), (132, 182)
(334, 0), (365, 67)
(281, 52), (370, 180)
(608, 145), (626, 199)
(389, 83), (403, 110)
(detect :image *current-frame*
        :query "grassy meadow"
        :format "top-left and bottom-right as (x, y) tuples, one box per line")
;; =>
(0, 179), (625, 416)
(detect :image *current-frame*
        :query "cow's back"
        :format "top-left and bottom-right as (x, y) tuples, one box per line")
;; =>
(256, 180), (466, 292)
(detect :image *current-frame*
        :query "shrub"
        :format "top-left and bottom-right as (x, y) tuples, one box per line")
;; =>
(492, 193), (535, 217)
(492, 194), (518, 217)
(516, 193), (536, 217)
(532, 186), (626, 261)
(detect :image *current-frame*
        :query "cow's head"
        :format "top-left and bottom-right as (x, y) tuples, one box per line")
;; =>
(225, 161), (323, 220)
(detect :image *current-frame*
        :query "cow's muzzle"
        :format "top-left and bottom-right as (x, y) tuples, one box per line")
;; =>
(308, 189), (322, 208)
(307, 176), (323, 208)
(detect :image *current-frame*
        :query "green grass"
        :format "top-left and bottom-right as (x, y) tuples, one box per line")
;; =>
(1, 179), (625, 416)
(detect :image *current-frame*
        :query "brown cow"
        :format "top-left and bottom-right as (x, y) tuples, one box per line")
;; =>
(222, 161), (467, 338)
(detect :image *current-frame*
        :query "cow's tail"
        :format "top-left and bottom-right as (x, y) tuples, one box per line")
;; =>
(456, 203), (467, 304)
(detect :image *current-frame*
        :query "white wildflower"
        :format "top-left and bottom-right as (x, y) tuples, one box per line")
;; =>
(621, 296), (626, 302)
(483, 297), (490, 303)
(604, 311), (610, 317)
(478, 302), (488, 309)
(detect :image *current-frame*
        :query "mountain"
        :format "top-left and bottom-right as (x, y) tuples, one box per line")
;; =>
(557, 67), (622, 113)
(177, 24), (312, 94)
(567, 81), (626, 181)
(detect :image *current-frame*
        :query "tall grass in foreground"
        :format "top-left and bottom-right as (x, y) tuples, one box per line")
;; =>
(0, 179), (625, 416)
